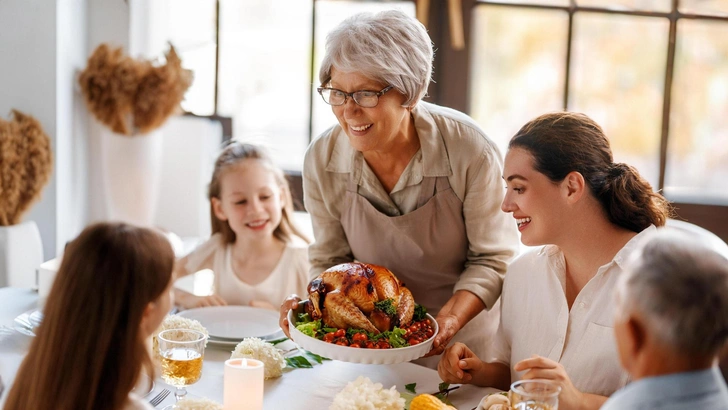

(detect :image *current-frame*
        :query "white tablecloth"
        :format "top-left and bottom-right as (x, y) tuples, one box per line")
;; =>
(0, 287), (495, 409)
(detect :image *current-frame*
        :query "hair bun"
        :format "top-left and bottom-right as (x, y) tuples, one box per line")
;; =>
(608, 163), (629, 179)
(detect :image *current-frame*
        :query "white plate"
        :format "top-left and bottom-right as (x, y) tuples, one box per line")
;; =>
(177, 306), (283, 341)
(288, 310), (438, 365)
(13, 309), (38, 337)
(28, 310), (44, 328)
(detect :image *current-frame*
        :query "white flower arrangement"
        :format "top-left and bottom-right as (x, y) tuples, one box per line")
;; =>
(230, 337), (286, 379)
(152, 314), (209, 360)
(174, 397), (223, 410)
(329, 376), (405, 410)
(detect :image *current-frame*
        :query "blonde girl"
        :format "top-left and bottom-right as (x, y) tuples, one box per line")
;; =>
(4, 222), (175, 410)
(174, 142), (310, 310)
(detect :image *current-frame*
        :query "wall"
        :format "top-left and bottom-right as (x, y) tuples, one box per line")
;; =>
(0, 0), (59, 260)
(56, 0), (90, 252)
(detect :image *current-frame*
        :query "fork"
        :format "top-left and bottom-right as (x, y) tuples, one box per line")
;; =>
(148, 388), (170, 407)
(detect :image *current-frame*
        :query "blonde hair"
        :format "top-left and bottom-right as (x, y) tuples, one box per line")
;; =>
(4, 222), (174, 410)
(208, 142), (310, 244)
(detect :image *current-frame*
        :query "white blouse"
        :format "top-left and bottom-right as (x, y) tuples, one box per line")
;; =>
(184, 233), (311, 307)
(489, 226), (656, 396)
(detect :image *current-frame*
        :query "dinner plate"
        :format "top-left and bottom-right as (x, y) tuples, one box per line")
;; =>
(13, 309), (38, 337)
(287, 310), (438, 365)
(177, 306), (283, 341)
(28, 310), (44, 328)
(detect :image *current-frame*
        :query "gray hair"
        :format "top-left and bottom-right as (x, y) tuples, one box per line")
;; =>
(318, 9), (434, 107)
(616, 229), (728, 356)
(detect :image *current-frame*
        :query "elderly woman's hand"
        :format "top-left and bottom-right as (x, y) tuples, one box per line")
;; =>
(425, 312), (461, 357)
(514, 355), (587, 410)
(279, 294), (301, 339)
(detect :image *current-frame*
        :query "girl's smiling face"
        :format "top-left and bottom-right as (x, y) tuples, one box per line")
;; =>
(212, 159), (284, 242)
(328, 68), (411, 156)
(501, 147), (571, 246)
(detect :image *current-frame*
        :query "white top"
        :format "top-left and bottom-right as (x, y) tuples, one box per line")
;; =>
(490, 226), (657, 397)
(184, 233), (311, 307)
(121, 393), (154, 410)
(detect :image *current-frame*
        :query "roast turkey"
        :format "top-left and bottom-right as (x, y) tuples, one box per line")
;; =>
(306, 262), (415, 334)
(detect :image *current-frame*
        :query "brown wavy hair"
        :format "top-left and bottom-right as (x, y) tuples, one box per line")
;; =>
(0, 110), (53, 226)
(4, 223), (174, 410)
(208, 142), (310, 244)
(509, 112), (671, 232)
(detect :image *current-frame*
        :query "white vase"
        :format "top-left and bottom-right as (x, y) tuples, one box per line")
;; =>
(100, 127), (164, 226)
(0, 221), (44, 288)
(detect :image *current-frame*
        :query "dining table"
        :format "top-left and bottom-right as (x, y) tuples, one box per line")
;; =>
(0, 287), (496, 409)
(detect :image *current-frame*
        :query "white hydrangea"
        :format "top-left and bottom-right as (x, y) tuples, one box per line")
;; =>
(230, 337), (286, 379)
(330, 376), (405, 410)
(174, 397), (223, 410)
(152, 315), (209, 360)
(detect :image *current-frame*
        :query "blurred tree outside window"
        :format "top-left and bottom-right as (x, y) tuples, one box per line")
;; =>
(471, 0), (728, 206)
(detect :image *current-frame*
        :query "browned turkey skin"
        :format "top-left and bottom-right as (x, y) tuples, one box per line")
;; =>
(306, 262), (415, 334)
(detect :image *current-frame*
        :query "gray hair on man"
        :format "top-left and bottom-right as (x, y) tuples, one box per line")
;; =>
(318, 9), (434, 107)
(616, 229), (728, 357)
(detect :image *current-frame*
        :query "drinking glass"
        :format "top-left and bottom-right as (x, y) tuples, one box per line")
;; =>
(509, 379), (561, 410)
(157, 329), (207, 409)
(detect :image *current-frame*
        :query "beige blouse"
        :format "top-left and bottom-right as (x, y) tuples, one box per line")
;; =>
(490, 226), (657, 396)
(303, 101), (519, 309)
(184, 233), (311, 307)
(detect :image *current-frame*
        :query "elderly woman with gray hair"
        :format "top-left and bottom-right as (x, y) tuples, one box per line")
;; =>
(279, 9), (518, 365)
(602, 230), (728, 409)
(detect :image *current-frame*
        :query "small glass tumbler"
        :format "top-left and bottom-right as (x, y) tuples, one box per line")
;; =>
(509, 379), (561, 410)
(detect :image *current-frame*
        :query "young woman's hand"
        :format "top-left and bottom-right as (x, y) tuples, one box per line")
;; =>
(437, 342), (485, 384)
(279, 294), (301, 338)
(514, 355), (588, 410)
(249, 300), (277, 311)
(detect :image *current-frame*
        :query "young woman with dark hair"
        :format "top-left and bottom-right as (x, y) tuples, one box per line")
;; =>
(438, 112), (671, 410)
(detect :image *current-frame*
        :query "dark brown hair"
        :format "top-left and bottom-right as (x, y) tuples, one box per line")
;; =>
(208, 142), (310, 244)
(509, 112), (671, 232)
(4, 223), (174, 410)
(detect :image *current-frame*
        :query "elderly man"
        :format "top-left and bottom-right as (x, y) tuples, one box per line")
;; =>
(602, 230), (728, 409)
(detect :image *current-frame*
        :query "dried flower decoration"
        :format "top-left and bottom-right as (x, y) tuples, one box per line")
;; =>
(0, 110), (53, 226)
(78, 43), (192, 136)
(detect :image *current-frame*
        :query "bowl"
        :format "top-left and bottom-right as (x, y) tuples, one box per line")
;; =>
(287, 309), (438, 364)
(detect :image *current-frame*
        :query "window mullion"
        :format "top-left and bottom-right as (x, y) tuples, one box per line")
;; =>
(659, 1), (679, 192)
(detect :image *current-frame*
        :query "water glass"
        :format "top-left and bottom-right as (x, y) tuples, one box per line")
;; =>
(509, 379), (561, 410)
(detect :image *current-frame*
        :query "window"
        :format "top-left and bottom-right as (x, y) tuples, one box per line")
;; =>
(152, 0), (728, 239)
(467, 0), (728, 240)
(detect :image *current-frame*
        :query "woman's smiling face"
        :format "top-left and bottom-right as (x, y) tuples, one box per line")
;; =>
(328, 68), (412, 155)
(501, 147), (570, 246)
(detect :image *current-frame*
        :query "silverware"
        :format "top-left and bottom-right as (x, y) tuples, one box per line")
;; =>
(148, 388), (170, 407)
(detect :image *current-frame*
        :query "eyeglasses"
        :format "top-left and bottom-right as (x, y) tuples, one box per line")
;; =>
(317, 85), (394, 108)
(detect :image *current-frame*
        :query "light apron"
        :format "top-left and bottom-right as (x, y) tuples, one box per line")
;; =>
(340, 167), (499, 368)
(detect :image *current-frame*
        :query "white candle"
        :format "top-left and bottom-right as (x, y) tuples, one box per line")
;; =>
(224, 358), (264, 410)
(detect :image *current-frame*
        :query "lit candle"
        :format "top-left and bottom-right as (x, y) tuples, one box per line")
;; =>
(224, 358), (264, 410)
